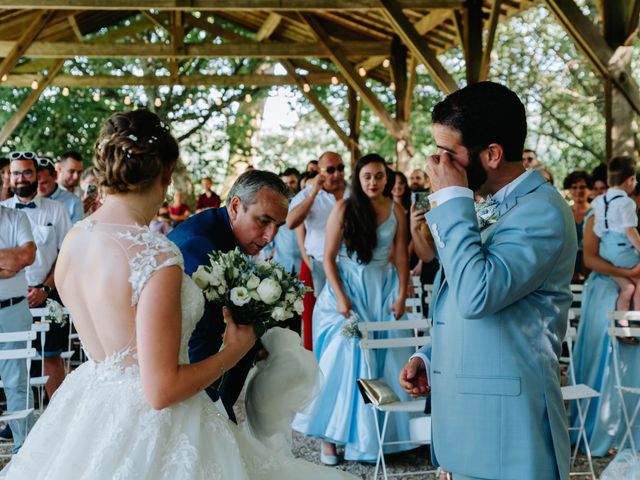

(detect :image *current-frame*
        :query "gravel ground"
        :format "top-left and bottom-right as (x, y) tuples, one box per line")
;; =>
(0, 396), (616, 479)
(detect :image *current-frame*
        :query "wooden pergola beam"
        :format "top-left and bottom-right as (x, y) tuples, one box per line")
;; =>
(186, 14), (250, 42)
(0, 39), (391, 58)
(0, 59), (65, 146)
(302, 13), (401, 138)
(479, 0), (502, 81)
(380, 0), (458, 94)
(544, 0), (640, 115)
(0, 1), (464, 11)
(0, 10), (55, 83)
(282, 60), (353, 150)
(67, 14), (84, 41)
(461, 0), (483, 84)
(256, 13), (282, 42)
(0, 72), (346, 87)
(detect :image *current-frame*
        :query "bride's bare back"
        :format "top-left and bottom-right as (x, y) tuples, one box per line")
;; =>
(55, 220), (180, 364)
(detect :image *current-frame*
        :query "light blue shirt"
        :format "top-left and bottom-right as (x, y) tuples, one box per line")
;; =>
(47, 184), (83, 223)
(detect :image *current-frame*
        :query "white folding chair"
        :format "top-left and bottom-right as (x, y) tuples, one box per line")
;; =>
(359, 319), (436, 480)
(607, 311), (640, 454)
(561, 325), (598, 479)
(0, 330), (37, 458)
(569, 284), (583, 324)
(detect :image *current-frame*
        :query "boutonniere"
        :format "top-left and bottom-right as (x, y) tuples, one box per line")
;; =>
(475, 195), (500, 229)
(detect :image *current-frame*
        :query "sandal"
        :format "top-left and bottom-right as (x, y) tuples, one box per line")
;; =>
(615, 321), (640, 345)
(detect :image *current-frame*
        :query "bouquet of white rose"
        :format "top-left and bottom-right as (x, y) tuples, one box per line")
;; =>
(192, 248), (309, 337)
(45, 299), (67, 326)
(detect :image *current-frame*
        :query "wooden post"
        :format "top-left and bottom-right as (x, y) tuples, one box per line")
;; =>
(348, 86), (361, 166)
(391, 35), (413, 171)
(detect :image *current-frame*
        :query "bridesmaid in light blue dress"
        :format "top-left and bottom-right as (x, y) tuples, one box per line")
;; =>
(571, 213), (640, 455)
(292, 154), (417, 463)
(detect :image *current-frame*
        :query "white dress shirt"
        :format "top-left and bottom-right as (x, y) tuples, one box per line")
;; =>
(289, 185), (350, 261)
(592, 187), (638, 237)
(1, 195), (72, 285)
(0, 206), (33, 299)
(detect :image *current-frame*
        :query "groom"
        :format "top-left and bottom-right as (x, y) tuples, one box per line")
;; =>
(169, 170), (289, 421)
(401, 82), (576, 480)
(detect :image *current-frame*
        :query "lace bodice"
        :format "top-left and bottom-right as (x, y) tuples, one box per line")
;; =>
(75, 221), (205, 366)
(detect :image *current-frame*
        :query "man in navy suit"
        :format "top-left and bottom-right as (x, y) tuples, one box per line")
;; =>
(169, 170), (289, 421)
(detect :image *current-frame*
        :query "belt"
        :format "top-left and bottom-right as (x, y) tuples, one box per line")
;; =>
(0, 296), (26, 309)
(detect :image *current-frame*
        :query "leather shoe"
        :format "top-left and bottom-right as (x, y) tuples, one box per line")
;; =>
(0, 425), (12, 441)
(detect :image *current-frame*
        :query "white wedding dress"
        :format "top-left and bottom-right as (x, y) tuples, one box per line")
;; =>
(0, 222), (355, 479)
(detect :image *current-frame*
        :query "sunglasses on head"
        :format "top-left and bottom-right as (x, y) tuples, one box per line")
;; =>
(322, 164), (345, 174)
(36, 156), (55, 168)
(9, 151), (38, 161)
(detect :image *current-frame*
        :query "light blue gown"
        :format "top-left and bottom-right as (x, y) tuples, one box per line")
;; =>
(272, 225), (302, 275)
(571, 271), (640, 455)
(292, 210), (417, 462)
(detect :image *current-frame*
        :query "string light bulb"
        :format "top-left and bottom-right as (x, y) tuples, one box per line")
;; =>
(244, 93), (252, 103)
(185, 97), (192, 106)
(62, 87), (69, 96)
(358, 67), (366, 77)
(214, 97), (222, 106)
(382, 58), (390, 68)
(389, 82), (396, 92)
(302, 83), (311, 93)
(92, 92), (100, 101)
(31, 80), (39, 90)
(331, 76), (339, 85)
(154, 97), (162, 107)
(0, 74), (7, 82)
(124, 95), (131, 106)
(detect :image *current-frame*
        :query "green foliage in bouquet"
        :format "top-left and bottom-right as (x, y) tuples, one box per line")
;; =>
(192, 248), (309, 338)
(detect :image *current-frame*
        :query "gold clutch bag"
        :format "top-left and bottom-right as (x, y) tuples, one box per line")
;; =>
(357, 378), (400, 406)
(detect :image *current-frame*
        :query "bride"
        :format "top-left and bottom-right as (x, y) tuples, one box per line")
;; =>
(0, 110), (355, 479)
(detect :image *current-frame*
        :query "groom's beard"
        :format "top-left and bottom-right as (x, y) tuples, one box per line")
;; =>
(466, 150), (488, 192)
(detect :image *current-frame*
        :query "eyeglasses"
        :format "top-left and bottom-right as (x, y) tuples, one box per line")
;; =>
(570, 185), (588, 190)
(9, 151), (38, 161)
(10, 169), (34, 179)
(322, 164), (345, 175)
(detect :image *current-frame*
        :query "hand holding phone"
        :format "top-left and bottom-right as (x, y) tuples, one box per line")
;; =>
(412, 191), (430, 212)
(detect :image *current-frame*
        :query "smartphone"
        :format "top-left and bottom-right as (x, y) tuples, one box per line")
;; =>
(86, 184), (98, 198)
(412, 191), (430, 212)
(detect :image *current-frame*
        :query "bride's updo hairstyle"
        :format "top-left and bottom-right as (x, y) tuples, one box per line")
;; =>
(93, 109), (179, 194)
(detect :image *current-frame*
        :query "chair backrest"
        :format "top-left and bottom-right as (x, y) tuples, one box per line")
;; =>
(359, 319), (431, 351)
(607, 311), (640, 339)
(563, 325), (578, 384)
(0, 331), (37, 361)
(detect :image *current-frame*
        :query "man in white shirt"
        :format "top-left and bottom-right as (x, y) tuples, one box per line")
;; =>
(286, 151), (348, 293)
(56, 151), (83, 198)
(0, 205), (36, 451)
(2, 152), (72, 399)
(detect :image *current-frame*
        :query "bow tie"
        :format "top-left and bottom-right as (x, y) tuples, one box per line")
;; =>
(15, 201), (36, 209)
(475, 195), (499, 229)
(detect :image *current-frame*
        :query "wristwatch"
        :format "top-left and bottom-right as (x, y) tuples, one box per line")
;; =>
(35, 284), (52, 294)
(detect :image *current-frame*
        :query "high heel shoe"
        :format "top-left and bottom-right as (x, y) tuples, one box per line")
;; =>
(320, 447), (339, 466)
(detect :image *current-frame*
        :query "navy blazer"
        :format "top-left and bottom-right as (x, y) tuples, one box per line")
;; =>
(168, 207), (256, 421)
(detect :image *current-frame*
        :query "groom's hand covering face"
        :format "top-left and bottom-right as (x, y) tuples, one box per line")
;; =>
(428, 123), (487, 193)
(228, 188), (288, 256)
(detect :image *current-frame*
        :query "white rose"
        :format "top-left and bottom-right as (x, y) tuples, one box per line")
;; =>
(232, 268), (240, 279)
(230, 287), (251, 306)
(246, 274), (260, 290)
(217, 285), (226, 295)
(271, 306), (287, 321)
(293, 298), (304, 314)
(285, 293), (296, 305)
(257, 278), (282, 305)
(209, 265), (225, 286)
(274, 268), (283, 281)
(192, 266), (210, 289)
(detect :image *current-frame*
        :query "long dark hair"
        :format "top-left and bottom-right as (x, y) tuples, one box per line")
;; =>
(343, 153), (387, 264)
(393, 171), (411, 210)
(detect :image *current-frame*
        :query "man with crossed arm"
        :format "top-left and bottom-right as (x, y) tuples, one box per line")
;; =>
(0, 205), (36, 451)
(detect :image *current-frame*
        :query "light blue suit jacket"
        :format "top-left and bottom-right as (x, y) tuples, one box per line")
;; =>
(420, 171), (575, 480)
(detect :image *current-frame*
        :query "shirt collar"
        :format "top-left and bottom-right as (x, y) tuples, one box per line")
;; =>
(493, 169), (534, 203)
